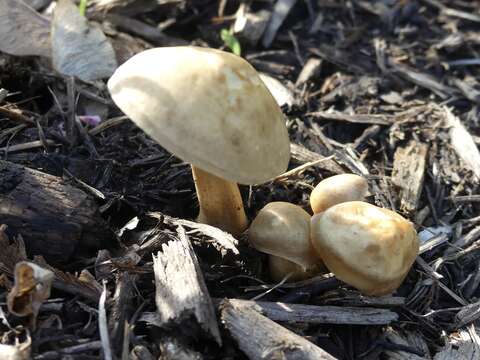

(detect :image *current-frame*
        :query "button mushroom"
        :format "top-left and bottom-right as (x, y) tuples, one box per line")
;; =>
(310, 174), (368, 214)
(268, 255), (324, 282)
(108, 47), (290, 236)
(249, 202), (322, 281)
(310, 201), (419, 296)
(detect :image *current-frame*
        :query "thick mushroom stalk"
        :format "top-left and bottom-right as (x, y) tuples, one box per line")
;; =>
(192, 166), (248, 236)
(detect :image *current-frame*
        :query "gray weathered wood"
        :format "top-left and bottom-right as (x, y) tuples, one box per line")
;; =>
(153, 226), (221, 345)
(221, 299), (337, 360)
(223, 299), (398, 325)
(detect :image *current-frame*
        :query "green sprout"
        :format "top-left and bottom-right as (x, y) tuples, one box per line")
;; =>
(220, 29), (241, 56)
(78, 0), (88, 16)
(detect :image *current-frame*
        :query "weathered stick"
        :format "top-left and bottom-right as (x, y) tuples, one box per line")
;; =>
(221, 299), (337, 360)
(222, 299), (398, 325)
(0, 160), (113, 263)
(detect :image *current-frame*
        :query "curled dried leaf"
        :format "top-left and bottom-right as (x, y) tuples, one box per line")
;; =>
(7, 262), (53, 321)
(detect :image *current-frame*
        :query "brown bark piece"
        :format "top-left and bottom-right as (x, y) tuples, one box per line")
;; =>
(153, 226), (221, 345)
(221, 299), (337, 360)
(392, 140), (429, 213)
(0, 160), (113, 263)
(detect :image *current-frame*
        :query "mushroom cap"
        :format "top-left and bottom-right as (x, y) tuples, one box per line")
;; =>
(249, 202), (320, 270)
(310, 201), (419, 296)
(310, 174), (368, 214)
(268, 255), (325, 283)
(108, 46), (290, 185)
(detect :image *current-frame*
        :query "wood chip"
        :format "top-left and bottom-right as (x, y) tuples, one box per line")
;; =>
(392, 140), (429, 212)
(262, 0), (297, 48)
(446, 106), (480, 180)
(290, 143), (344, 174)
(153, 226), (221, 345)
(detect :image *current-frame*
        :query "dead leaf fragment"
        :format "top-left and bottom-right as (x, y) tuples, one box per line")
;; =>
(7, 262), (53, 319)
(51, 0), (118, 81)
(0, 0), (51, 57)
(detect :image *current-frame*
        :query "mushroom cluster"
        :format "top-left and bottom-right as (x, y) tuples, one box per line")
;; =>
(107, 45), (418, 296)
(249, 173), (419, 296)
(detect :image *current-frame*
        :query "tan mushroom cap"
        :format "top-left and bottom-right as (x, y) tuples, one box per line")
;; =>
(108, 46), (290, 185)
(268, 255), (325, 283)
(310, 174), (368, 214)
(311, 201), (419, 296)
(249, 202), (320, 270)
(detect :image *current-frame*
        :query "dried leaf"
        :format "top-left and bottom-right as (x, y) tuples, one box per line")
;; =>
(0, 0), (51, 57)
(7, 262), (53, 321)
(51, 0), (118, 81)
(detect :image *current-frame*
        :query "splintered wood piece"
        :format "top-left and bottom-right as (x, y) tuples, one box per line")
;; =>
(222, 299), (398, 325)
(389, 61), (457, 99)
(296, 58), (322, 86)
(0, 160), (113, 263)
(290, 143), (344, 174)
(392, 140), (429, 213)
(221, 299), (337, 360)
(446, 107), (480, 180)
(153, 226), (221, 345)
(262, 0), (297, 48)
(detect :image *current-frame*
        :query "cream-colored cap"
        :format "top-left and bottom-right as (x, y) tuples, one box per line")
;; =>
(311, 201), (419, 296)
(310, 174), (368, 214)
(108, 46), (290, 185)
(249, 202), (319, 270)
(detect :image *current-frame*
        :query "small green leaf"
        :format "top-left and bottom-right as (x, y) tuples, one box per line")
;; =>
(220, 29), (241, 56)
(78, 0), (88, 16)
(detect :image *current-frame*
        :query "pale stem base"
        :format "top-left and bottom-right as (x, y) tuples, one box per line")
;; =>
(192, 166), (249, 236)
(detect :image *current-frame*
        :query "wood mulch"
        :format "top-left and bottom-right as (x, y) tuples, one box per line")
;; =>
(1, 0), (480, 359)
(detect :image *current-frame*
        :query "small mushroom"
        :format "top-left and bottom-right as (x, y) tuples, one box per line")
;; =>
(310, 174), (368, 214)
(310, 201), (419, 296)
(249, 202), (321, 281)
(268, 255), (324, 282)
(108, 47), (290, 236)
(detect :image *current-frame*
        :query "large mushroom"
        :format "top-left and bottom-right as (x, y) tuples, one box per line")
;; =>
(108, 47), (290, 236)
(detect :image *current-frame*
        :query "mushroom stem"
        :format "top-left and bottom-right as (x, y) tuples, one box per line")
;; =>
(192, 166), (248, 236)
